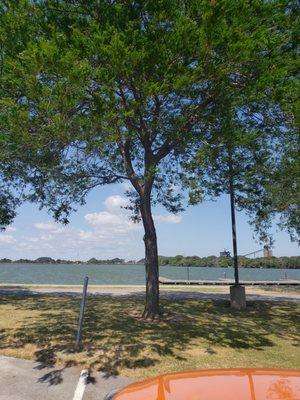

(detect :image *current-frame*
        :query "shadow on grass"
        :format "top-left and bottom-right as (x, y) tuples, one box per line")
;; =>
(0, 294), (299, 384)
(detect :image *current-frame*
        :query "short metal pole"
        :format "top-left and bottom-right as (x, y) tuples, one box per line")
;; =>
(75, 276), (89, 351)
(187, 266), (190, 284)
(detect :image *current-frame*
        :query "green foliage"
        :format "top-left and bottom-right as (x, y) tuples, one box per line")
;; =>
(264, 135), (300, 243)
(0, 0), (38, 228)
(1, 0), (208, 222)
(185, 0), (299, 244)
(0, 0), (298, 238)
(158, 255), (300, 269)
(0, 189), (18, 229)
(86, 257), (125, 264)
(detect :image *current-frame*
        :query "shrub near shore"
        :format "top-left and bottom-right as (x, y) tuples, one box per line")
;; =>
(158, 255), (300, 269)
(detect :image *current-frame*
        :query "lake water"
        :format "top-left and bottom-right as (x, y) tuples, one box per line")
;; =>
(0, 263), (299, 285)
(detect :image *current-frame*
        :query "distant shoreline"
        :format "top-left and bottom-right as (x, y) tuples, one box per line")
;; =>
(1, 255), (300, 269)
(0, 261), (299, 269)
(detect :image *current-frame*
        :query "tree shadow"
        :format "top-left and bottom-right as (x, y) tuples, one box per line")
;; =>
(0, 294), (299, 384)
(0, 286), (38, 297)
(34, 347), (78, 385)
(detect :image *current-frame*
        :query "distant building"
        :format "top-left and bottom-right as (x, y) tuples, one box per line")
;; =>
(220, 250), (231, 258)
(263, 246), (273, 258)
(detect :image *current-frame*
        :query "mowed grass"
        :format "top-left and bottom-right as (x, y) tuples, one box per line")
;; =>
(0, 294), (299, 379)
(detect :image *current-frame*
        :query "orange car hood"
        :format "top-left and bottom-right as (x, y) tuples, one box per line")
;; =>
(114, 369), (300, 400)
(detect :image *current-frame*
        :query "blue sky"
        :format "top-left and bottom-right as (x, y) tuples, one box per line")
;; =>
(0, 183), (298, 261)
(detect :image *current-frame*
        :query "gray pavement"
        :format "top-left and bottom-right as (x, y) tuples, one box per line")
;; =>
(0, 356), (133, 400)
(0, 285), (299, 302)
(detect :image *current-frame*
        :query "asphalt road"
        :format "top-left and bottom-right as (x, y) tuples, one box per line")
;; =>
(0, 356), (133, 400)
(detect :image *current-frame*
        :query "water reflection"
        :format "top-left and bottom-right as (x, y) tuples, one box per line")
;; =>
(267, 379), (294, 400)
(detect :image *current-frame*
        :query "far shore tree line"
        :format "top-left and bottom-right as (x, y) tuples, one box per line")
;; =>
(0, 256), (144, 265)
(1, 1), (298, 318)
(158, 255), (300, 269)
(1, 255), (299, 269)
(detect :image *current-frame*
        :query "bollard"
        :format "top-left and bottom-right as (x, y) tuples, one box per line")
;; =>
(75, 276), (89, 351)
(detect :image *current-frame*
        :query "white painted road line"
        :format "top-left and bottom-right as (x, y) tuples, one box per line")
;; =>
(73, 369), (89, 400)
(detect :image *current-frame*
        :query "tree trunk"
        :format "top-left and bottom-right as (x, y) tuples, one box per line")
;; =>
(139, 193), (160, 319)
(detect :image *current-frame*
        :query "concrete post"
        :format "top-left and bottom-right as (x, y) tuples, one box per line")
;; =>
(230, 285), (246, 310)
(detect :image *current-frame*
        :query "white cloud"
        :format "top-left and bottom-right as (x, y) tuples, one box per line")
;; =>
(0, 235), (16, 244)
(85, 211), (122, 227)
(34, 222), (57, 230)
(121, 182), (133, 192)
(20, 197), (140, 257)
(6, 226), (16, 233)
(28, 237), (40, 243)
(103, 195), (129, 214)
(34, 222), (65, 233)
(85, 196), (181, 239)
(84, 195), (141, 236)
(79, 230), (94, 240)
(40, 234), (54, 241)
(154, 214), (182, 224)
(3, 195), (182, 259)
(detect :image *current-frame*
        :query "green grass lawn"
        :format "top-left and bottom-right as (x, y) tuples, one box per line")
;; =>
(0, 295), (299, 379)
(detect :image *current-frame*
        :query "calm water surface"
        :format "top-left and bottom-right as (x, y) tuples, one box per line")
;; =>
(0, 263), (299, 285)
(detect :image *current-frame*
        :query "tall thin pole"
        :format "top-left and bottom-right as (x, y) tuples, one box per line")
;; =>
(229, 162), (239, 286)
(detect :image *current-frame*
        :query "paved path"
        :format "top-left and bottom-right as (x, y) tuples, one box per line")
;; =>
(0, 285), (299, 302)
(0, 356), (133, 400)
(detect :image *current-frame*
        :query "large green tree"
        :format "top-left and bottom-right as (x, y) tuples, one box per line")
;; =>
(0, 0), (40, 228)
(187, 0), (299, 250)
(1, 0), (208, 318)
(1, 0), (298, 317)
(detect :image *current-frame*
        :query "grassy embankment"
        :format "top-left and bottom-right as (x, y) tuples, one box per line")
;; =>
(0, 294), (299, 379)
